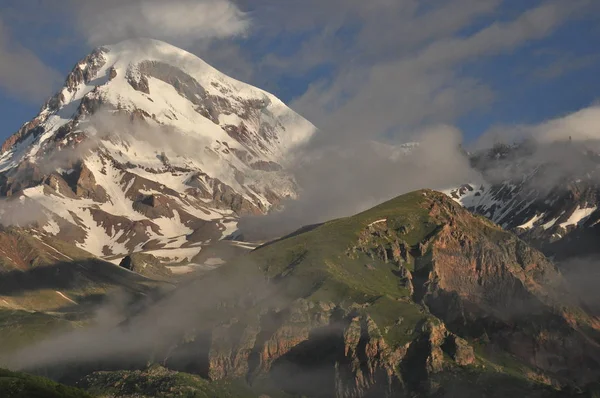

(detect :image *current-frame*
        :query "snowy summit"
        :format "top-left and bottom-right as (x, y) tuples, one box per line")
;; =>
(0, 38), (316, 264)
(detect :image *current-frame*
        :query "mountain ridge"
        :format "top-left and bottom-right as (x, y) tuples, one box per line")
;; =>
(445, 140), (600, 260)
(7, 190), (599, 397)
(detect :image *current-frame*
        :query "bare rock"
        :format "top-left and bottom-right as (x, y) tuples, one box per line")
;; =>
(119, 252), (172, 280)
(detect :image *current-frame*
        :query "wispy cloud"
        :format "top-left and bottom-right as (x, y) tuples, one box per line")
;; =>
(71, 0), (250, 46)
(532, 53), (600, 80)
(0, 17), (62, 103)
(238, 0), (596, 238)
(476, 104), (600, 148)
(0, 0), (598, 240)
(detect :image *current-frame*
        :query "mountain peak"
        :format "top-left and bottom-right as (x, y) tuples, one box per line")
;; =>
(0, 39), (315, 264)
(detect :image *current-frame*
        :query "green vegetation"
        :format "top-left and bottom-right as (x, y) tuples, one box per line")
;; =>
(0, 368), (92, 398)
(365, 295), (426, 347)
(81, 365), (258, 398)
(0, 310), (76, 354)
(235, 191), (442, 347)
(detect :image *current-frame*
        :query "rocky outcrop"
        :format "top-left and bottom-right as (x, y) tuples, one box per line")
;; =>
(406, 192), (600, 386)
(119, 253), (172, 280)
(250, 160), (283, 172)
(86, 209), (160, 255)
(62, 162), (109, 202)
(163, 296), (478, 398)
(132, 194), (175, 219)
(0, 48), (108, 157)
(348, 221), (414, 295)
(210, 178), (264, 216)
(0, 117), (45, 154)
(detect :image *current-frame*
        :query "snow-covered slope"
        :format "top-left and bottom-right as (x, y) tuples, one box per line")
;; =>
(0, 38), (316, 264)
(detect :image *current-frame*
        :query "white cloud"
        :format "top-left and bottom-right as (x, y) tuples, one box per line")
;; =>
(535, 106), (600, 143)
(237, 0), (599, 238)
(292, 1), (589, 141)
(73, 0), (250, 46)
(477, 105), (600, 148)
(240, 125), (479, 240)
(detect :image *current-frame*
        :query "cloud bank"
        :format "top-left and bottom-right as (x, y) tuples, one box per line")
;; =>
(240, 126), (479, 240)
(476, 104), (600, 149)
(72, 0), (250, 47)
(237, 0), (598, 239)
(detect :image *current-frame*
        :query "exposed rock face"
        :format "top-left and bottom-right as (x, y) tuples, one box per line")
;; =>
(348, 220), (415, 296)
(186, 298), (473, 398)
(61, 161), (109, 202)
(0, 38), (315, 263)
(404, 193), (600, 386)
(119, 252), (172, 280)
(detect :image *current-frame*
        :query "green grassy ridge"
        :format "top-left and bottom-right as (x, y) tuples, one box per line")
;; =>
(0, 368), (93, 398)
(200, 189), (569, 352)
(239, 190), (448, 347)
(226, 190), (590, 391)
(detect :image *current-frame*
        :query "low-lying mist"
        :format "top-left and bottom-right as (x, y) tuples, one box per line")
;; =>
(1, 257), (269, 374)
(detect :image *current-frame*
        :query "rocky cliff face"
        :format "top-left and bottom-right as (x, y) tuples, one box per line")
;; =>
(419, 194), (600, 385)
(0, 38), (315, 265)
(95, 190), (598, 397)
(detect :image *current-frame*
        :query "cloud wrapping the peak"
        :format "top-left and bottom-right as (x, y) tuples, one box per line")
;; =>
(239, 125), (479, 240)
(74, 0), (250, 46)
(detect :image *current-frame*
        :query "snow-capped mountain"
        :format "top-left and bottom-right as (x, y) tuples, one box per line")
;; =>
(445, 140), (600, 259)
(0, 38), (315, 264)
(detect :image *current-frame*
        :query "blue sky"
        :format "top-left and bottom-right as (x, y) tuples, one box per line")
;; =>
(1, 0), (599, 146)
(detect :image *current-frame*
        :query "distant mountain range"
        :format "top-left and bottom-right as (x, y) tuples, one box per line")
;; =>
(446, 140), (600, 260)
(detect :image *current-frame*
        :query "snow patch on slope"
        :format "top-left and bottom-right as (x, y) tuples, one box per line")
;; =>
(517, 213), (544, 230)
(559, 206), (597, 229)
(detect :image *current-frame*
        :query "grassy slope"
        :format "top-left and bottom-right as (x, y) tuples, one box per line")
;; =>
(81, 365), (259, 398)
(0, 368), (93, 398)
(242, 190), (438, 346)
(0, 310), (79, 354)
(0, 229), (169, 355)
(199, 190), (589, 391)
